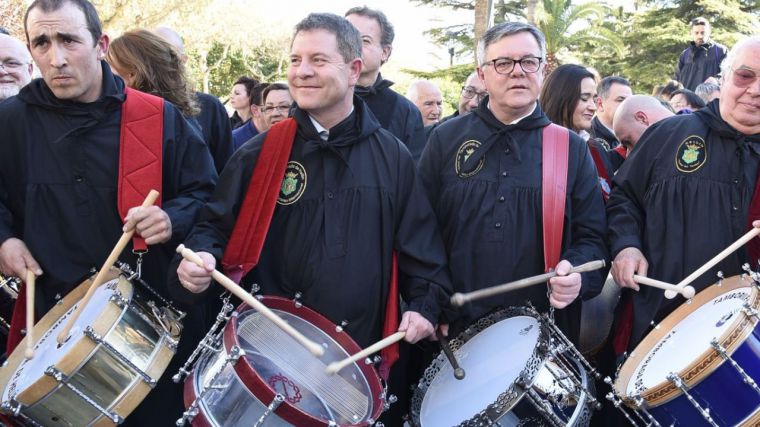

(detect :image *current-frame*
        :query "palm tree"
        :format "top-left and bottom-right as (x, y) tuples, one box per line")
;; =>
(473, 0), (493, 64)
(535, 0), (623, 72)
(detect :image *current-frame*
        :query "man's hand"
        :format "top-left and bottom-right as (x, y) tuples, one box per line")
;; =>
(0, 238), (42, 278)
(123, 206), (172, 245)
(612, 247), (648, 291)
(548, 259), (581, 309)
(177, 251), (216, 294)
(398, 311), (434, 344)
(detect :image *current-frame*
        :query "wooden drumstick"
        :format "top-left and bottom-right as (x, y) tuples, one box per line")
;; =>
(436, 329), (465, 380)
(24, 270), (36, 359)
(633, 275), (695, 299)
(57, 190), (160, 345)
(450, 260), (606, 307)
(176, 244), (325, 357)
(325, 331), (406, 375)
(664, 227), (760, 300)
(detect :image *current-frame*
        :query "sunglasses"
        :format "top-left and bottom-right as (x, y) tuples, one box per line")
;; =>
(731, 66), (759, 88)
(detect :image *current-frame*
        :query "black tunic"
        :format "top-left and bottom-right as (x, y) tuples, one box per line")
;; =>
(194, 91), (234, 173)
(607, 100), (760, 348)
(418, 98), (609, 340)
(177, 97), (452, 348)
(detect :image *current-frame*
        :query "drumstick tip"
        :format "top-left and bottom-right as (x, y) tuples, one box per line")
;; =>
(450, 293), (466, 307)
(24, 348), (34, 359)
(682, 286), (696, 299)
(325, 362), (340, 375)
(175, 244), (186, 254)
(454, 368), (465, 380)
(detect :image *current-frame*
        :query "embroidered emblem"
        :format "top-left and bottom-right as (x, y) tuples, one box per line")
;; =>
(268, 373), (303, 404)
(278, 161), (307, 205)
(455, 140), (485, 178)
(675, 135), (707, 173)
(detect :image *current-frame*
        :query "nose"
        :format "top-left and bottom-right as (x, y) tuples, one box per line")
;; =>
(588, 101), (597, 111)
(296, 60), (315, 78)
(49, 42), (66, 68)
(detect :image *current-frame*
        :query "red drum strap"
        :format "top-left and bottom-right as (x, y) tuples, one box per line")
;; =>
(542, 124), (569, 272)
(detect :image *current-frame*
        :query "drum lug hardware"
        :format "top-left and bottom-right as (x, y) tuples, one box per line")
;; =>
(253, 393), (284, 427)
(370, 355), (381, 365)
(383, 393), (398, 411)
(711, 338), (760, 394)
(666, 372), (719, 427)
(109, 291), (128, 309)
(293, 292), (303, 308)
(373, 422), (384, 427)
(336, 320), (349, 333)
(83, 326), (157, 386)
(44, 367), (124, 424)
(743, 302), (760, 321)
(250, 282), (260, 294)
(55, 293), (63, 304)
(228, 344), (245, 361)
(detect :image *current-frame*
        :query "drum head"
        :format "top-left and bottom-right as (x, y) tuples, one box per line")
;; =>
(419, 311), (542, 426)
(615, 275), (759, 405)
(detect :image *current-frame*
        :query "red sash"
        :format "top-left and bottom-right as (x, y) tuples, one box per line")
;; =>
(588, 143), (611, 202)
(614, 144), (628, 160)
(379, 252), (399, 380)
(542, 124), (570, 271)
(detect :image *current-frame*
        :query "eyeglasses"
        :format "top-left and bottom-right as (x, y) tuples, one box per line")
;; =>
(262, 105), (290, 114)
(730, 66), (759, 88)
(0, 59), (29, 71)
(482, 56), (542, 75)
(461, 86), (487, 102)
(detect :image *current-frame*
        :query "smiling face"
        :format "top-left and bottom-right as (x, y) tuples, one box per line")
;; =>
(0, 34), (33, 100)
(263, 88), (293, 128)
(477, 31), (544, 123)
(26, 2), (108, 103)
(719, 40), (760, 135)
(572, 77), (598, 132)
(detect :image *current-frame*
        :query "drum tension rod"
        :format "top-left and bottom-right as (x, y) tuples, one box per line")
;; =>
(710, 338), (760, 395)
(666, 373), (719, 427)
(44, 367), (124, 424)
(83, 326), (157, 386)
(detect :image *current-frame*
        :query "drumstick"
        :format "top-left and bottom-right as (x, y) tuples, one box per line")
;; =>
(664, 227), (760, 300)
(436, 329), (465, 380)
(325, 331), (406, 375)
(24, 270), (36, 359)
(176, 244), (325, 357)
(633, 275), (695, 299)
(450, 260), (606, 307)
(57, 190), (160, 345)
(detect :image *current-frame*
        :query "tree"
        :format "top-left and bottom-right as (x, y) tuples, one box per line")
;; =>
(0, 0), (27, 39)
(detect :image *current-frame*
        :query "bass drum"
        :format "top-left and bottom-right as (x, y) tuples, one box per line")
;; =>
(579, 273), (620, 355)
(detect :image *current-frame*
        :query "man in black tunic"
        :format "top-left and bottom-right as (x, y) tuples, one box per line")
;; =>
(0, 0), (217, 424)
(609, 36), (760, 351)
(176, 13), (451, 355)
(419, 22), (608, 340)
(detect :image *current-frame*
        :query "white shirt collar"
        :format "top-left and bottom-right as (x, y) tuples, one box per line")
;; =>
(308, 106), (355, 141)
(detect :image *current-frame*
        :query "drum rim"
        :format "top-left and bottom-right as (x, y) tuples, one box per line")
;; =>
(614, 275), (759, 407)
(0, 268), (177, 423)
(225, 296), (385, 427)
(411, 305), (547, 426)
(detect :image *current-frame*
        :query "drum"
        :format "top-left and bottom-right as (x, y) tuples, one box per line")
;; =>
(410, 306), (599, 427)
(0, 274), (21, 338)
(609, 274), (760, 426)
(579, 273), (621, 355)
(180, 296), (386, 426)
(0, 266), (183, 426)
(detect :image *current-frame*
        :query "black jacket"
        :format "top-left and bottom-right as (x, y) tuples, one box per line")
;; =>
(590, 116), (619, 149)
(675, 41), (728, 91)
(177, 97), (452, 347)
(194, 91), (234, 173)
(419, 98), (609, 341)
(608, 100), (760, 348)
(355, 74), (427, 163)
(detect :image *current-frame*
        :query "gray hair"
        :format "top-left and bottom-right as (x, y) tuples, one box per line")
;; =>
(720, 36), (760, 80)
(477, 22), (546, 65)
(694, 82), (720, 102)
(293, 13), (362, 63)
(597, 76), (630, 99)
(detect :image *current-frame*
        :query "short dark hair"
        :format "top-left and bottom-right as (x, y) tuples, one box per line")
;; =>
(540, 64), (596, 132)
(234, 76), (259, 97)
(661, 79), (684, 100)
(25, 0), (102, 46)
(0, 27), (10, 35)
(690, 17), (710, 28)
(250, 82), (269, 106)
(671, 88), (706, 109)
(262, 83), (289, 104)
(345, 6), (395, 47)
(293, 13), (362, 64)
(597, 76), (630, 99)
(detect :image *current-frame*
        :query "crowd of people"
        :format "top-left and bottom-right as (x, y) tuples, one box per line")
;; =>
(0, 0), (759, 425)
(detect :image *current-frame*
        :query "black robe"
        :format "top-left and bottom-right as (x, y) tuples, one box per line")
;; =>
(176, 97), (452, 348)
(608, 99), (760, 348)
(194, 91), (234, 173)
(418, 98), (609, 341)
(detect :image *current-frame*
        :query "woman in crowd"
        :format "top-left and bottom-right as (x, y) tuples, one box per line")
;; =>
(227, 76), (259, 129)
(669, 88), (706, 113)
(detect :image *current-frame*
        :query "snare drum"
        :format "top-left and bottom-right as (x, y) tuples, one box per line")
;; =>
(0, 267), (183, 426)
(180, 296), (386, 426)
(0, 274), (21, 339)
(610, 274), (760, 426)
(411, 306), (599, 427)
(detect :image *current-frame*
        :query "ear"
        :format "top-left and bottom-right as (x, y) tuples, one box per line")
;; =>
(96, 33), (110, 61)
(380, 45), (392, 64)
(251, 104), (262, 118)
(634, 111), (648, 126)
(595, 96), (604, 111)
(476, 66), (486, 84)
(348, 57), (363, 86)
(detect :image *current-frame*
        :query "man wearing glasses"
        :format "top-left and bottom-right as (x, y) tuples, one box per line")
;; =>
(418, 22), (608, 339)
(260, 82), (293, 130)
(609, 36), (760, 354)
(0, 33), (33, 102)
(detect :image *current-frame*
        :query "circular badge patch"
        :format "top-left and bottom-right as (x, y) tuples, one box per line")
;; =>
(455, 140), (485, 178)
(278, 161), (307, 205)
(675, 135), (707, 173)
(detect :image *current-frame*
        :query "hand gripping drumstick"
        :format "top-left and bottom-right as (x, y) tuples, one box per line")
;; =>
(25, 270), (36, 359)
(176, 245), (325, 357)
(450, 260), (606, 307)
(325, 331), (406, 375)
(633, 275), (695, 299)
(664, 227), (760, 300)
(57, 190), (160, 345)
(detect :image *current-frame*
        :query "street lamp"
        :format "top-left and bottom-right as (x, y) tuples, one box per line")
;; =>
(446, 31), (456, 67)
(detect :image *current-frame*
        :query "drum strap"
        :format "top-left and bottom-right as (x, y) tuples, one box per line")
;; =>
(6, 89), (164, 355)
(588, 142), (611, 202)
(221, 118), (297, 283)
(746, 166), (760, 266)
(118, 87), (164, 251)
(379, 252), (399, 381)
(613, 144), (628, 160)
(541, 124), (569, 272)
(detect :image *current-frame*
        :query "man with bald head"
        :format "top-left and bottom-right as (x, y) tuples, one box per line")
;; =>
(612, 95), (674, 151)
(608, 36), (760, 362)
(0, 34), (33, 101)
(408, 79), (442, 127)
